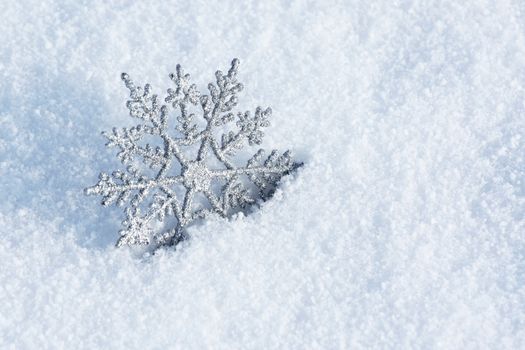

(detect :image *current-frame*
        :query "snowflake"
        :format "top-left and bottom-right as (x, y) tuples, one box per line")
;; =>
(85, 58), (301, 248)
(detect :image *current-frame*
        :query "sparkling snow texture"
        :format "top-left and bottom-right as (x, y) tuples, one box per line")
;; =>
(1, 0), (524, 349)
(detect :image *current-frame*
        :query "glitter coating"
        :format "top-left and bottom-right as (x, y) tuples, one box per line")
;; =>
(85, 59), (300, 248)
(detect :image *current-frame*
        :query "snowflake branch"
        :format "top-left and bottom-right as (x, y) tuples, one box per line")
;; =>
(85, 173), (183, 206)
(203, 189), (226, 217)
(181, 187), (195, 225)
(196, 58), (244, 161)
(220, 107), (272, 155)
(210, 165), (290, 177)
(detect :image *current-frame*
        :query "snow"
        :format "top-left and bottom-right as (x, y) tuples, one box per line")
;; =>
(1, 0), (524, 348)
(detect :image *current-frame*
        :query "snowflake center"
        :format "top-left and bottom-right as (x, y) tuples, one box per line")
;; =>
(182, 161), (211, 191)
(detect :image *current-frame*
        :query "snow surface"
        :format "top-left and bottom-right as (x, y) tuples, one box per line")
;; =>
(1, 0), (525, 348)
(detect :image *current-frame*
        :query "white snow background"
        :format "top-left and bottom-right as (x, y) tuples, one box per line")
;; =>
(1, 0), (524, 348)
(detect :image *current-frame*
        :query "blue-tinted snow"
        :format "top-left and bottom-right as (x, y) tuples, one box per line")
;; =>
(0, 1), (524, 348)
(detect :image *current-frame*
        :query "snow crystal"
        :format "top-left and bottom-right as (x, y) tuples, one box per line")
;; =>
(85, 59), (299, 248)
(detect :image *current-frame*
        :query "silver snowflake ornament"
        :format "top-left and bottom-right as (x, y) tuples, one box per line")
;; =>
(85, 59), (301, 248)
